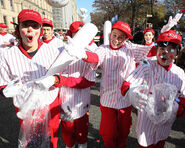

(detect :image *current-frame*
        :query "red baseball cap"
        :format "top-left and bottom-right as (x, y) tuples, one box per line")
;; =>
(143, 28), (155, 35)
(156, 30), (182, 45)
(70, 21), (84, 33)
(112, 21), (133, 39)
(0, 23), (7, 28)
(18, 9), (42, 26)
(42, 18), (53, 28)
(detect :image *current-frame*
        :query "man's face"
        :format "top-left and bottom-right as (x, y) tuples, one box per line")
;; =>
(19, 20), (41, 48)
(42, 26), (53, 40)
(157, 43), (177, 66)
(144, 31), (154, 44)
(110, 29), (127, 49)
(0, 27), (7, 33)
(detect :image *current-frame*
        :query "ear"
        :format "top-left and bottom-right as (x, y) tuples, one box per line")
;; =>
(15, 25), (20, 37)
(39, 27), (43, 38)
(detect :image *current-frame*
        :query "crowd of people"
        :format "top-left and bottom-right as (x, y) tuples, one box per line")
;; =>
(0, 9), (185, 148)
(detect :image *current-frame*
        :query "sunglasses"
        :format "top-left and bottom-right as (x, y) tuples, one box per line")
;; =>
(157, 41), (178, 48)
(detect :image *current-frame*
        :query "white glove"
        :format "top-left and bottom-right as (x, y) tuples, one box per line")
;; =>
(3, 78), (23, 98)
(161, 13), (183, 33)
(64, 36), (87, 59)
(34, 75), (56, 90)
(127, 85), (148, 111)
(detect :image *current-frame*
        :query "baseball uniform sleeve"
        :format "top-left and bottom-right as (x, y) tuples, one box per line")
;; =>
(125, 41), (153, 63)
(54, 75), (95, 89)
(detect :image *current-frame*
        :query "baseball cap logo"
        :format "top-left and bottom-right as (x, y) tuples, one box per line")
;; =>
(121, 23), (131, 32)
(162, 33), (178, 39)
(24, 11), (39, 16)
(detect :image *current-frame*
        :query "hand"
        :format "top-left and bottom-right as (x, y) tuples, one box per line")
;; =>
(34, 76), (56, 90)
(161, 13), (183, 33)
(3, 78), (23, 98)
(128, 85), (148, 111)
(64, 36), (87, 59)
(167, 13), (182, 27)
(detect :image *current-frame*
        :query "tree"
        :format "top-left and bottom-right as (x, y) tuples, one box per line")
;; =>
(91, 0), (184, 34)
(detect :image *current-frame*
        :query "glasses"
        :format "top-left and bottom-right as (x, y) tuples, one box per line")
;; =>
(21, 21), (41, 29)
(158, 41), (177, 48)
(111, 32), (126, 41)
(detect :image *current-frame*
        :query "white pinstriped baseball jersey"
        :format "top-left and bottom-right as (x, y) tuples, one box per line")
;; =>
(93, 42), (152, 109)
(0, 33), (17, 51)
(125, 59), (185, 146)
(0, 40), (65, 108)
(59, 44), (97, 119)
(124, 41), (153, 63)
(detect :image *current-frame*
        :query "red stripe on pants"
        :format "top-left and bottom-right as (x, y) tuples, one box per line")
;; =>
(99, 104), (132, 148)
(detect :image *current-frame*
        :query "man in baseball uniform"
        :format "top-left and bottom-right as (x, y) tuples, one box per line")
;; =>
(55, 21), (97, 148)
(82, 21), (155, 148)
(0, 23), (16, 52)
(0, 9), (72, 148)
(121, 30), (185, 148)
(41, 18), (63, 45)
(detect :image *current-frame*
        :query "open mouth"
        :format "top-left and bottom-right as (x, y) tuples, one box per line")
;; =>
(27, 35), (33, 43)
(161, 57), (167, 62)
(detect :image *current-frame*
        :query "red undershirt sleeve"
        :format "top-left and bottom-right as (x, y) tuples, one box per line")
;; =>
(0, 85), (6, 97)
(120, 81), (131, 96)
(83, 51), (99, 63)
(177, 97), (185, 117)
(54, 75), (95, 89)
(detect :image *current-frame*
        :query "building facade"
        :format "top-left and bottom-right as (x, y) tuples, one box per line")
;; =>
(52, 0), (78, 33)
(0, 0), (52, 32)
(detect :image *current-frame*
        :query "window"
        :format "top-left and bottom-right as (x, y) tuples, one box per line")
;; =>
(9, 0), (14, 10)
(3, 15), (7, 25)
(0, 0), (4, 8)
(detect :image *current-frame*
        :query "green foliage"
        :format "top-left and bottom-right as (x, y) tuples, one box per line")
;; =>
(91, 0), (184, 33)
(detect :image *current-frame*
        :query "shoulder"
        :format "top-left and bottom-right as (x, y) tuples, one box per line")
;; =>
(172, 64), (185, 78)
(6, 33), (15, 38)
(1, 45), (19, 57)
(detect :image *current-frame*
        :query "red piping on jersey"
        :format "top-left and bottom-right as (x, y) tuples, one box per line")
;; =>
(42, 36), (55, 43)
(0, 32), (7, 36)
(89, 39), (95, 46)
(18, 40), (43, 59)
(0, 85), (6, 91)
(145, 42), (153, 46)
(147, 46), (156, 57)
(157, 61), (172, 71)
(110, 44), (124, 50)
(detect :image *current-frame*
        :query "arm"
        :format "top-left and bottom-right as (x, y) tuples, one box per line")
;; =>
(54, 75), (95, 89)
(176, 97), (185, 117)
(161, 13), (182, 33)
(125, 41), (152, 63)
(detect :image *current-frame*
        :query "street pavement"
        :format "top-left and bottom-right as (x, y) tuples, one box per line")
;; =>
(0, 74), (185, 148)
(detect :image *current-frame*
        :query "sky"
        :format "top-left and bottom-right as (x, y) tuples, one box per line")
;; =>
(76, 0), (94, 23)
